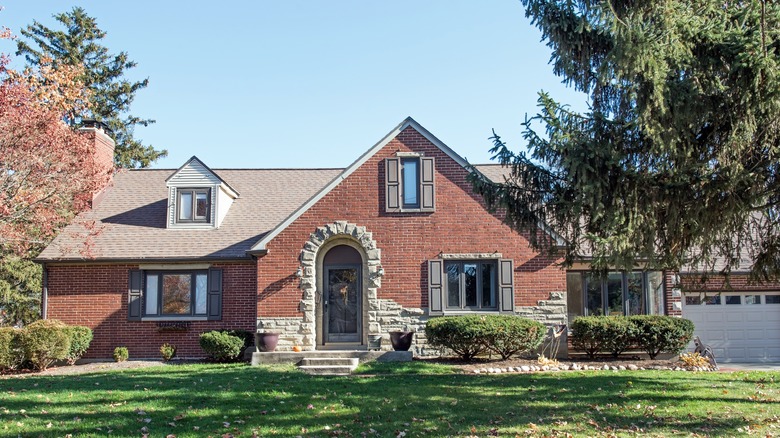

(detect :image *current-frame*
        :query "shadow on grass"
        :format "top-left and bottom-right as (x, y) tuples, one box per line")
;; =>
(0, 364), (777, 437)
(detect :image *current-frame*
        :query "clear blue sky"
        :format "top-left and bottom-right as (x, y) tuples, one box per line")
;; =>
(1, 1), (586, 169)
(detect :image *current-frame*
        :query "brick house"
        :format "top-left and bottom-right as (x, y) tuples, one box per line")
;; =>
(37, 118), (780, 362)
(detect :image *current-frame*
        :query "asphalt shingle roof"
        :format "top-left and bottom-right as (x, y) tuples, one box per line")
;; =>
(37, 168), (343, 261)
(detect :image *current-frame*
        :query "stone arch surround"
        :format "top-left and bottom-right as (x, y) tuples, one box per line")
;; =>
(301, 221), (383, 347)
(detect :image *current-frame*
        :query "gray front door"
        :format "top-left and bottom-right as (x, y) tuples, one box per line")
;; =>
(324, 265), (361, 343)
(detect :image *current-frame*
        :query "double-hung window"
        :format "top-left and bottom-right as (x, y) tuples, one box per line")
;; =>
(128, 268), (223, 321)
(177, 188), (210, 223)
(445, 261), (498, 310)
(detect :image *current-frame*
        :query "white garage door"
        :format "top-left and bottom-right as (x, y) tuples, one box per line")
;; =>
(682, 293), (780, 363)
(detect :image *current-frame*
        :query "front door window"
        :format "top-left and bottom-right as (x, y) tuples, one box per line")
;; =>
(325, 266), (360, 343)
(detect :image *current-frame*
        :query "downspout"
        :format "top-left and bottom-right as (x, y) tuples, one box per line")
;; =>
(41, 263), (48, 320)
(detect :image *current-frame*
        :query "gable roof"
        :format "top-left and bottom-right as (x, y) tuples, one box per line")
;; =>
(166, 156), (240, 197)
(36, 117), (552, 263)
(248, 117), (471, 253)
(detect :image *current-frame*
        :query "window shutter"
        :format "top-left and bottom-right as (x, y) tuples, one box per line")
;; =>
(128, 270), (143, 321)
(385, 158), (401, 212)
(498, 259), (515, 313)
(428, 259), (444, 315)
(420, 157), (435, 211)
(208, 268), (223, 320)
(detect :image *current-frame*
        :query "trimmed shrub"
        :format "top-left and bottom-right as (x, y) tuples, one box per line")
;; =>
(479, 315), (546, 360)
(570, 316), (637, 358)
(160, 343), (176, 361)
(113, 346), (129, 362)
(65, 326), (93, 365)
(630, 315), (694, 359)
(0, 327), (23, 372)
(426, 315), (546, 360)
(425, 315), (488, 360)
(17, 319), (70, 370)
(199, 330), (244, 362)
(217, 329), (253, 358)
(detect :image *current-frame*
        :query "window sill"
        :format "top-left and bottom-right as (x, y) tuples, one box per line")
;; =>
(434, 310), (501, 315)
(141, 316), (208, 322)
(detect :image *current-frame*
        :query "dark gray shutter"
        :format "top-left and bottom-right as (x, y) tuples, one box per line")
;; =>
(420, 157), (435, 211)
(385, 158), (401, 212)
(498, 259), (515, 313)
(208, 268), (223, 320)
(128, 270), (143, 321)
(428, 259), (444, 315)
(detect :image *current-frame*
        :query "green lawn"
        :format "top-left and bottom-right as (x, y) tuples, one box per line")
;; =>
(0, 362), (778, 437)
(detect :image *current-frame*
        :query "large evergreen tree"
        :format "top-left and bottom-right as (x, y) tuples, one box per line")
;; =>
(471, 1), (780, 279)
(16, 7), (166, 168)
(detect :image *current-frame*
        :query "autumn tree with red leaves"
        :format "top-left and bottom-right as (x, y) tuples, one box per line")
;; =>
(0, 21), (111, 325)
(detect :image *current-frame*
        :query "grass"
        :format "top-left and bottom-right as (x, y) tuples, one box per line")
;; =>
(0, 362), (778, 437)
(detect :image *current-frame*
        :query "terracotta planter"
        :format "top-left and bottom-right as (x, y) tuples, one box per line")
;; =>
(389, 331), (414, 351)
(254, 332), (280, 352)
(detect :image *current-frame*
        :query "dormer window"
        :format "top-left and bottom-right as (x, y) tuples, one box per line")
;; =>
(166, 156), (239, 229)
(177, 188), (210, 223)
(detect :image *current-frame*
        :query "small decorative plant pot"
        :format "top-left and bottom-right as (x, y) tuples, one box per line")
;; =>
(255, 332), (280, 352)
(367, 334), (383, 351)
(389, 331), (414, 351)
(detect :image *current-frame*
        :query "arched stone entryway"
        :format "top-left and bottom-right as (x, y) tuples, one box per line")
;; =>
(298, 221), (383, 348)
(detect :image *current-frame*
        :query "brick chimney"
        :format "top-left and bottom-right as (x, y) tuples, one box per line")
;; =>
(78, 120), (116, 207)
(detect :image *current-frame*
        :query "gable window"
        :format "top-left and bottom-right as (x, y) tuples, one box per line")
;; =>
(177, 188), (210, 223)
(428, 258), (514, 315)
(566, 271), (664, 321)
(385, 156), (435, 212)
(128, 268), (222, 321)
(401, 158), (419, 208)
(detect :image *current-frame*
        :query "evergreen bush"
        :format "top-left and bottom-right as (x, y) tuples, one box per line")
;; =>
(64, 326), (93, 365)
(17, 319), (70, 370)
(113, 346), (129, 362)
(199, 330), (244, 362)
(425, 315), (546, 360)
(630, 315), (694, 359)
(0, 327), (23, 372)
(570, 316), (637, 358)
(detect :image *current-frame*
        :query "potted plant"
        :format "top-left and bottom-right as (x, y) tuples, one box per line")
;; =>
(389, 330), (414, 351)
(254, 332), (280, 352)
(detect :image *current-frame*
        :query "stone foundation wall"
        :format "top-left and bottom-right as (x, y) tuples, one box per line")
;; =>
(258, 291), (567, 357)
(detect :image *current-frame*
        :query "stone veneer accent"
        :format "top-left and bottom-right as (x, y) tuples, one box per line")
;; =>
(256, 220), (569, 355)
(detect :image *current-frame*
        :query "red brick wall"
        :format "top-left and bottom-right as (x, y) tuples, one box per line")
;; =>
(46, 261), (256, 359)
(664, 272), (780, 317)
(258, 126), (566, 317)
(678, 273), (780, 292)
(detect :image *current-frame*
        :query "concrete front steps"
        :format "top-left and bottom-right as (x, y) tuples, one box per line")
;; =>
(250, 350), (413, 375)
(297, 357), (359, 375)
